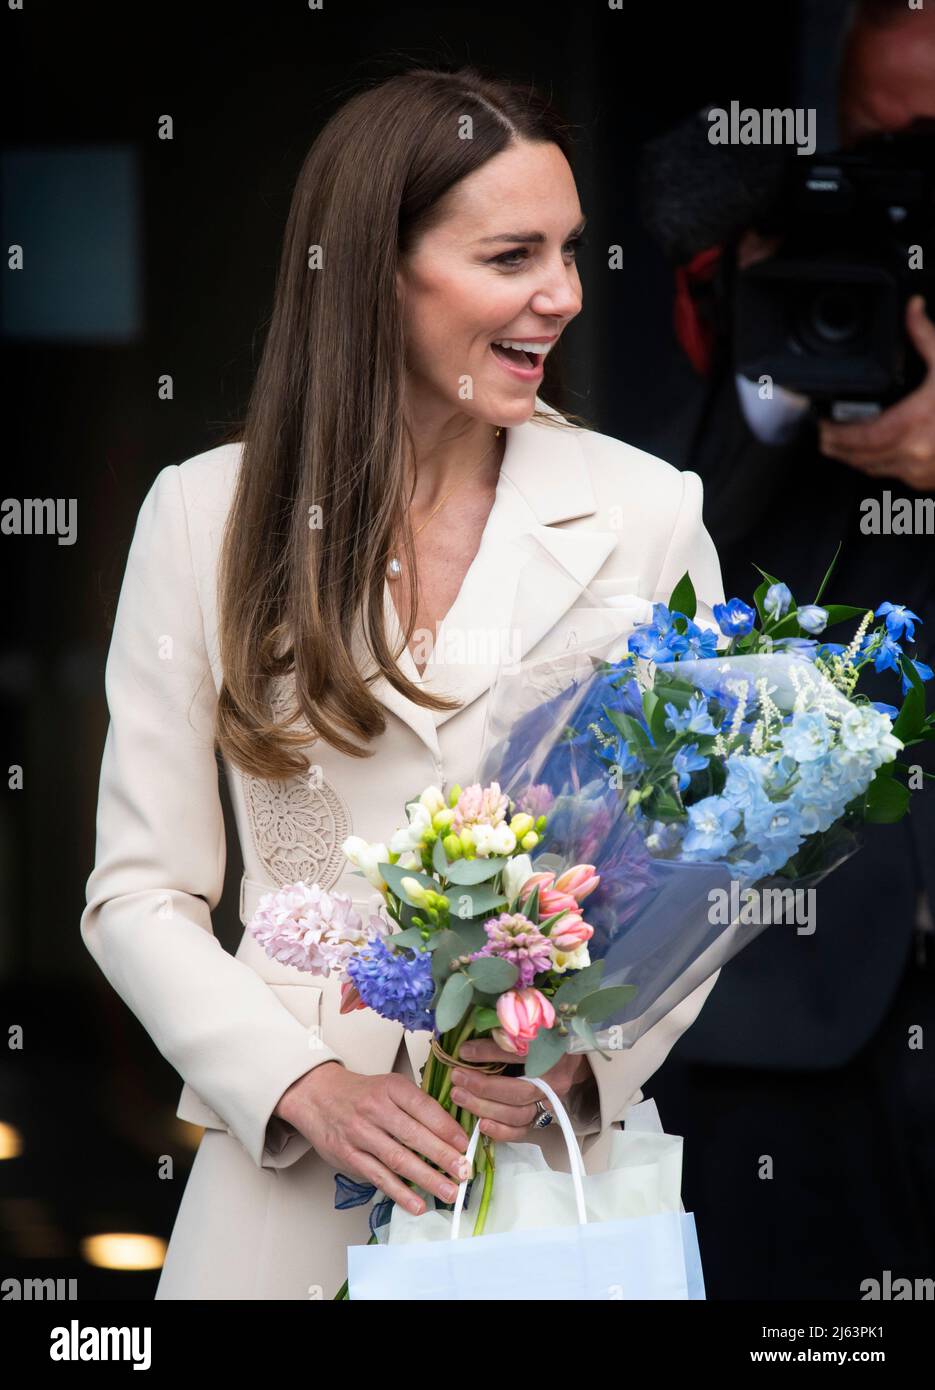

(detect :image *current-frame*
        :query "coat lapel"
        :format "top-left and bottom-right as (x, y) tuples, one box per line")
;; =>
(365, 398), (618, 758)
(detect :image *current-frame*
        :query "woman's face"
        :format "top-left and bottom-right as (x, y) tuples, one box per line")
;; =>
(396, 139), (584, 429)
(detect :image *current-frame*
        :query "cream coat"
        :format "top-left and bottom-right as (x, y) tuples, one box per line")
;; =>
(80, 397), (726, 1299)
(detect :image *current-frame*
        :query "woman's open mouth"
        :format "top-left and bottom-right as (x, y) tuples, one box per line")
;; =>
(489, 338), (547, 380)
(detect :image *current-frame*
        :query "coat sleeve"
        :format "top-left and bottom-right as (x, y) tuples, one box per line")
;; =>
(80, 462), (346, 1170)
(567, 465), (727, 1136)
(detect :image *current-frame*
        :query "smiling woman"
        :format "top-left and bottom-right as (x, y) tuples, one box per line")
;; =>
(80, 61), (726, 1300)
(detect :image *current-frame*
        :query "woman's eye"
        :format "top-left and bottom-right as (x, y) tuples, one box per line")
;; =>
(490, 236), (585, 269)
(491, 248), (528, 267)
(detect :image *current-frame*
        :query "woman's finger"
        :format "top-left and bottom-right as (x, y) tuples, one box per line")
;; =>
(450, 1084), (540, 1128)
(362, 1122), (468, 1207)
(457, 1038), (520, 1064)
(449, 1067), (540, 1106)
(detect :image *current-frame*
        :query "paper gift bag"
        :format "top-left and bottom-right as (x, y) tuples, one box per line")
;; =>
(347, 1077), (706, 1300)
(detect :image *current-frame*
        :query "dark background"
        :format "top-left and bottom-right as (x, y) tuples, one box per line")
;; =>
(4, 0), (917, 1302)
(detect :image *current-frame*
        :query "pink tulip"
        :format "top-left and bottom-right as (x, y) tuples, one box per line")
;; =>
(553, 864), (600, 902)
(518, 872), (578, 918)
(495, 988), (556, 1055)
(549, 914), (594, 951)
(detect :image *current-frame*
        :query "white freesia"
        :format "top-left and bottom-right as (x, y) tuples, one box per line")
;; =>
(473, 821), (517, 857)
(389, 801), (433, 853)
(550, 942), (591, 973)
(502, 852), (534, 902)
(419, 785), (446, 815)
(340, 835), (390, 890)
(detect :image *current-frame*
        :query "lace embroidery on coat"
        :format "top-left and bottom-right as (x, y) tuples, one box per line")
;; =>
(242, 673), (351, 889)
(243, 773), (351, 888)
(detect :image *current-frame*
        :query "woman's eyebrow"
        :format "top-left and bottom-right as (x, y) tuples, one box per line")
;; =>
(474, 214), (588, 245)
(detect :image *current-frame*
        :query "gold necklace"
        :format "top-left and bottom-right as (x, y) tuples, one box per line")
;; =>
(386, 425), (503, 581)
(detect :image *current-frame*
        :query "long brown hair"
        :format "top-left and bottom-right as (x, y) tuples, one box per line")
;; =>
(215, 64), (589, 779)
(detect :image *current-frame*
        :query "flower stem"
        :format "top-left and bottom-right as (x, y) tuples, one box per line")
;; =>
(472, 1137), (496, 1235)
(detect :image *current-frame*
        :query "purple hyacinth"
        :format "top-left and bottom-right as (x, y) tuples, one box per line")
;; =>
(345, 935), (436, 1031)
(471, 912), (553, 988)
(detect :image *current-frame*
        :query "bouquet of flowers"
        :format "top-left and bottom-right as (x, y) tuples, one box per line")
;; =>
(246, 541), (932, 1296)
(475, 556), (933, 1053)
(246, 778), (634, 1293)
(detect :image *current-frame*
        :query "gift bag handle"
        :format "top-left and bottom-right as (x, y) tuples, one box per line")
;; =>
(450, 1075), (588, 1238)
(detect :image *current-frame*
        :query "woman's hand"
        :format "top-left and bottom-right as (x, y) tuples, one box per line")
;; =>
(275, 1062), (472, 1216)
(449, 1038), (595, 1141)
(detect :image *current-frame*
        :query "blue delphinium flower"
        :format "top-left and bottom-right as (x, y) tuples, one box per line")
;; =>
(797, 605), (829, 635)
(629, 626), (679, 662)
(764, 582), (793, 620)
(673, 742), (709, 791)
(713, 597), (757, 638)
(346, 935), (436, 1031)
(682, 619), (719, 658)
(817, 642), (847, 660)
(651, 603), (685, 643)
(901, 658), (933, 695)
(779, 710), (833, 762)
(876, 602), (921, 643)
(861, 630), (904, 674)
(613, 740), (645, 776)
(682, 795), (741, 858)
(665, 691), (719, 735)
(871, 701), (899, 718)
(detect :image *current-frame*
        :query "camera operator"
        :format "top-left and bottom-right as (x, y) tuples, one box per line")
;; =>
(639, 0), (935, 1299)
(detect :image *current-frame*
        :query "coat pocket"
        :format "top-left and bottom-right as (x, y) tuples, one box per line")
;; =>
(175, 981), (325, 1132)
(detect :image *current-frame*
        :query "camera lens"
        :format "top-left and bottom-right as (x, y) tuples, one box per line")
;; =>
(794, 285), (866, 354)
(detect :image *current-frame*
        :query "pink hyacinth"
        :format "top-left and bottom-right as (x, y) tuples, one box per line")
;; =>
(493, 988), (556, 1056)
(248, 880), (387, 977)
(450, 781), (509, 833)
(472, 912), (553, 988)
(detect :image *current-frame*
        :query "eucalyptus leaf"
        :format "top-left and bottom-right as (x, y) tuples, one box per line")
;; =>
(575, 985), (639, 1022)
(523, 1026), (568, 1078)
(435, 972), (474, 1032)
(466, 956), (519, 991)
(447, 884), (508, 921)
(378, 862), (437, 906)
(385, 927), (429, 952)
(444, 854), (507, 886)
(552, 960), (605, 1006)
(570, 1014), (614, 1059)
(430, 929), (468, 982)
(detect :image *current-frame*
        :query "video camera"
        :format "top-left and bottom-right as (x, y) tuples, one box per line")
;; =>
(734, 122), (935, 418)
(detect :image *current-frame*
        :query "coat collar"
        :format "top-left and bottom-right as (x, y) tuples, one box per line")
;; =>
(357, 396), (618, 759)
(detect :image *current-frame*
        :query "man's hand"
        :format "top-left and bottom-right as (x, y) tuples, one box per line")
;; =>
(818, 295), (935, 490)
(448, 1038), (595, 1142)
